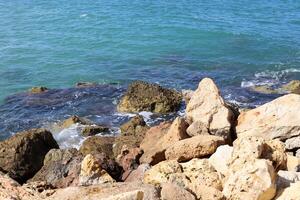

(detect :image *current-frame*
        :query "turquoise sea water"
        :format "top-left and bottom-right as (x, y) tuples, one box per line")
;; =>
(0, 1), (300, 140)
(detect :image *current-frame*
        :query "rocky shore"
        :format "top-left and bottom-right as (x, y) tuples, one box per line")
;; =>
(1, 78), (300, 200)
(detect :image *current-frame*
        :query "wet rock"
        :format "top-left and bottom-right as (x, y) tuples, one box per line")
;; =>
(236, 94), (300, 141)
(282, 80), (300, 94)
(117, 80), (182, 113)
(276, 170), (300, 189)
(61, 115), (91, 129)
(165, 135), (225, 162)
(79, 154), (115, 186)
(29, 86), (48, 94)
(161, 183), (196, 200)
(28, 148), (83, 188)
(79, 136), (115, 158)
(0, 128), (59, 183)
(140, 117), (189, 165)
(275, 181), (300, 200)
(75, 82), (97, 88)
(186, 120), (210, 137)
(250, 85), (278, 94)
(209, 145), (233, 176)
(81, 125), (109, 137)
(120, 115), (149, 137)
(287, 155), (300, 172)
(124, 164), (151, 182)
(186, 78), (236, 141)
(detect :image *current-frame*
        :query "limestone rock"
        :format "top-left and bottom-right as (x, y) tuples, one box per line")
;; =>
(186, 120), (210, 137)
(120, 115), (149, 137)
(182, 89), (194, 104)
(30, 86), (48, 94)
(165, 135), (225, 162)
(186, 78), (235, 140)
(192, 185), (226, 200)
(81, 125), (109, 137)
(124, 164), (151, 182)
(236, 94), (300, 140)
(79, 136), (115, 158)
(276, 170), (300, 189)
(275, 181), (300, 200)
(61, 115), (91, 129)
(262, 139), (287, 171)
(282, 80), (300, 94)
(113, 135), (143, 158)
(117, 80), (182, 113)
(250, 85), (278, 94)
(284, 136), (300, 150)
(161, 183), (196, 200)
(209, 145), (233, 176)
(0, 128), (59, 183)
(287, 155), (300, 172)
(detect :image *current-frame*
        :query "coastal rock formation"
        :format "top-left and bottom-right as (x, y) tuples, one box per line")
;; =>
(124, 164), (151, 182)
(186, 120), (210, 137)
(236, 94), (300, 141)
(286, 155), (300, 171)
(81, 125), (109, 137)
(117, 80), (182, 113)
(160, 183), (196, 200)
(282, 80), (300, 94)
(276, 170), (300, 189)
(29, 86), (48, 94)
(209, 145), (233, 176)
(79, 136), (115, 158)
(61, 115), (91, 129)
(275, 181), (300, 200)
(186, 78), (236, 140)
(0, 128), (59, 183)
(165, 135), (225, 162)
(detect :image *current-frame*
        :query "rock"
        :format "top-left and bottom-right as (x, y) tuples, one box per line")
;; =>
(262, 139), (287, 171)
(140, 117), (188, 165)
(61, 115), (91, 129)
(117, 80), (182, 113)
(276, 170), (300, 189)
(186, 120), (210, 137)
(209, 145), (233, 176)
(0, 128), (59, 183)
(30, 86), (48, 94)
(75, 82), (97, 88)
(284, 136), (300, 150)
(182, 89), (194, 104)
(120, 115), (149, 137)
(47, 182), (160, 200)
(124, 164), (151, 182)
(236, 94), (300, 140)
(287, 155), (300, 172)
(161, 183), (196, 200)
(79, 136), (115, 158)
(192, 185), (225, 200)
(165, 135), (225, 162)
(79, 154), (115, 186)
(113, 135), (142, 158)
(223, 159), (276, 200)
(28, 148), (83, 188)
(250, 85), (278, 94)
(81, 125), (109, 137)
(296, 149), (300, 158)
(186, 78), (236, 140)
(282, 80), (300, 94)
(275, 181), (300, 200)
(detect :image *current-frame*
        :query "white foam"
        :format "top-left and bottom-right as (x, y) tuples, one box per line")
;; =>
(80, 13), (88, 18)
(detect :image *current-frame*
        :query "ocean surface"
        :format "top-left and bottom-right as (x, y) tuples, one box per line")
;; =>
(0, 1), (300, 146)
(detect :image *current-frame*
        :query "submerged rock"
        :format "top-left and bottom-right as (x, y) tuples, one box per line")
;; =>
(81, 125), (109, 137)
(79, 136), (115, 158)
(282, 80), (300, 94)
(117, 80), (182, 113)
(61, 115), (91, 129)
(29, 86), (48, 94)
(75, 82), (97, 88)
(0, 128), (59, 183)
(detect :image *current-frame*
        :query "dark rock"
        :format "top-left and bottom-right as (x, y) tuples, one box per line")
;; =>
(61, 115), (91, 129)
(79, 136), (115, 158)
(75, 82), (97, 88)
(81, 125), (109, 137)
(0, 128), (59, 183)
(117, 81), (182, 113)
(120, 115), (149, 137)
(29, 86), (48, 94)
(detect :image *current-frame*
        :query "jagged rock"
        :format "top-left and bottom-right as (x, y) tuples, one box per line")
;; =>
(61, 115), (91, 129)
(117, 80), (182, 113)
(165, 135), (225, 162)
(192, 185), (226, 200)
(0, 129), (59, 183)
(236, 94), (300, 141)
(276, 170), (300, 189)
(161, 183), (196, 200)
(186, 120), (210, 137)
(29, 86), (48, 94)
(282, 80), (300, 94)
(113, 135), (142, 158)
(181, 89), (194, 104)
(140, 117), (188, 165)
(81, 125), (109, 137)
(79, 136), (115, 158)
(275, 181), (300, 200)
(120, 115), (149, 137)
(250, 85), (278, 94)
(209, 145), (233, 176)
(186, 78), (236, 140)
(262, 139), (287, 171)
(287, 155), (300, 172)
(285, 136), (300, 150)
(75, 82), (97, 88)
(79, 154), (115, 186)
(28, 148), (83, 188)
(124, 164), (151, 182)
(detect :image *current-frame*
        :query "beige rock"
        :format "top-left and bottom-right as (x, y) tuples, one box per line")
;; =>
(186, 120), (210, 137)
(79, 154), (115, 186)
(186, 78), (235, 140)
(250, 85), (278, 94)
(182, 89), (194, 104)
(236, 94), (300, 140)
(276, 170), (300, 190)
(282, 80), (300, 94)
(165, 135), (225, 162)
(209, 145), (233, 176)
(287, 155), (300, 172)
(284, 136), (300, 150)
(192, 185), (226, 200)
(275, 181), (300, 200)
(161, 183), (196, 200)
(30, 86), (48, 94)
(101, 190), (144, 200)
(262, 139), (287, 171)
(223, 159), (276, 200)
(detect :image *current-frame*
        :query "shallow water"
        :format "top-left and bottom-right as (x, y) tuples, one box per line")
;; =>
(0, 1), (300, 143)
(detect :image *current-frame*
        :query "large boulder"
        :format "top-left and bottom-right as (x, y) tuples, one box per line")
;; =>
(0, 129), (59, 183)
(140, 117), (189, 165)
(236, 94), (300, 141)
(165, 135), (225, 162)
(185, 78), (236, 140)
(79, 136), (115, 158)
(209, 145), (233, 176)
(117, 81), (182, 113)
(275, 181), (300, 200)
(28, 148), (83, 188)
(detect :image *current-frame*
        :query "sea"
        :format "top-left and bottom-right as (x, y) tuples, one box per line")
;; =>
(0, 0), (299, 147)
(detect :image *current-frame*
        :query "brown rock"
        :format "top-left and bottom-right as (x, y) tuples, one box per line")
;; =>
(165, 135), (225, 162)
(61, 115), (91, 129)
(113, 135), (142, 158)
(124, 164), (151, 182)
(79, 136), (115, 158)
(120, 115), (149, 137)
(29, 86), (48, 94)
(186, 120), (210, 137)
(282, 80), (300, 94)
(161, 183), (196, 200)
(81, 125), (109, 137)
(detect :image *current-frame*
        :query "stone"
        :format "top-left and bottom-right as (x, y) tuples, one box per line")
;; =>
(251, 85), (278, 94)
(140, 118), (188, 165)
(124, 164), (151, 182)
(209, 145), (233, 176)
(165, 135), (225, 162)
(287, 155), (300, 171)
(181, 89), (194, 104)
(282, 80), (300, 94)
(75, 82), (97, 88)
(236, 94), (300, 140)
(47, 182), (160, 200)
(79, 154), (115, 186)
(30, 86), (48, 94)
(28, 148), (83, 188)
(186, 78), (236, 140)
(81, 125), (109, 137)
(284, 136), (300, 150)
(0, 128), (59, 183)
(262, 139), (287, 171)
(120, 115), (149, 137)
(275, 181), (300, 200)
(113, 135), (143, 158)
(223, 159), (276, 200)
(161, 183), (196, 200)
(186, 120), (210, 137)
(276, 170), (300, 189)
(296, 149), (300, 158)
(79, 136), (115, 158)
(192, 185), (225, 200)
(117, 80), (182, 113)
(61, 115), (91, 129)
